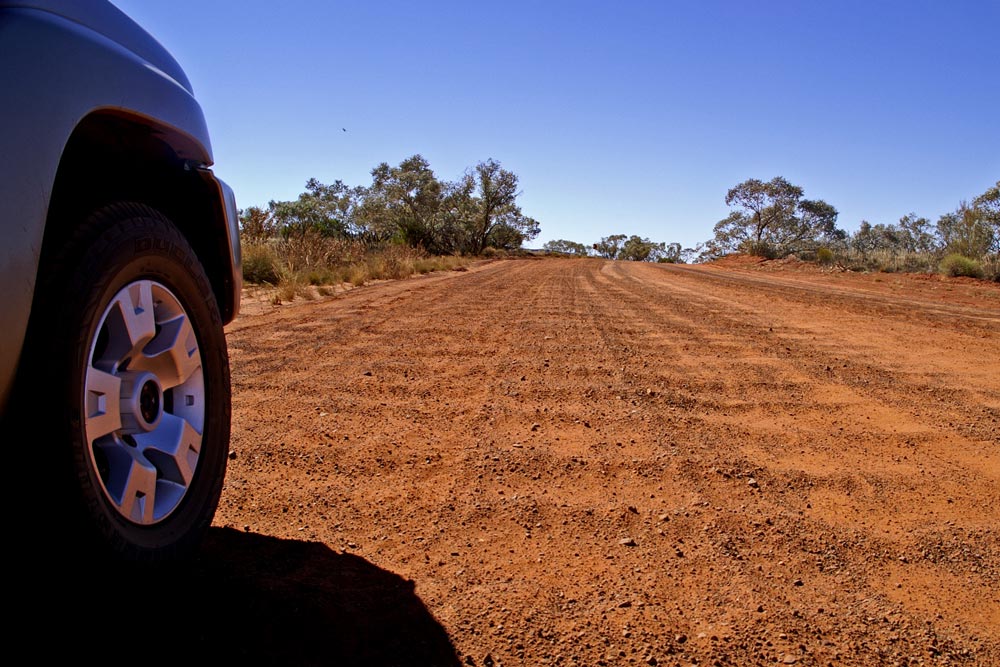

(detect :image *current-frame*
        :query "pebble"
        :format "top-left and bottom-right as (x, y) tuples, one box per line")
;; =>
(747, 478), (759, 488)
(619, 538), (638, 547)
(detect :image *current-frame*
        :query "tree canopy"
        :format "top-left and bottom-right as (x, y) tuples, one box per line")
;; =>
(242, 155), (541, 255)
(707, 177), (843, 258)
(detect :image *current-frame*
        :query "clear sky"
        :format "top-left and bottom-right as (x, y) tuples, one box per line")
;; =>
(110, 0), (999, 251)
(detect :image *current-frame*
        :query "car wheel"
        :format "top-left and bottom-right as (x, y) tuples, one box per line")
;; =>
(36, 203), (231, 561)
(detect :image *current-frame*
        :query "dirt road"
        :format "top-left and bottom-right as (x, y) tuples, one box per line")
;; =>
(202, 257), (999, 666)
(39, 258), (995, 666)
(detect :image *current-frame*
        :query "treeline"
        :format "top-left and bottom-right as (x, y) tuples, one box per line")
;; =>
(240, 154), (539, 256)
(544, 236), (686, 263)
(544, 177), (1000, 281)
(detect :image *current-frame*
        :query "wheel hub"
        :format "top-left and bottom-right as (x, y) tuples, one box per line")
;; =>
(119, 371), (163, 432)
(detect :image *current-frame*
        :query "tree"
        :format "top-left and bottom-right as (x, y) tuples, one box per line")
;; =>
(369, 154), (444, 251)
(937, 201), (995, 258)
(618, 235), (666, 262)
(897, 213), (937, 254)
(462, 159), (538, 255)
(711, 177), (843, 257)
(593, 234), (627, 259)
(659, 242), (684, 263)
(268, 178), (360, 240)
(973, 180), (1000, 253)
(544, 239), (591, 256)
(238, 206), (276, 243)
(487, 215), (540, 250)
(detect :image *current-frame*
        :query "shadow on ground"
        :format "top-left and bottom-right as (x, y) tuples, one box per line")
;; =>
(14, 527), (459, 667)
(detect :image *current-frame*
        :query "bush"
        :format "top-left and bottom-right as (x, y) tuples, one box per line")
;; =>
(815, 247), (835, 264)
(939, 253), (984, 278)
(739, 240), (779, 259)
(241, 243), (280, 284)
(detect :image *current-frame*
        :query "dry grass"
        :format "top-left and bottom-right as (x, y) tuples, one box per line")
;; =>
(241, 233), (475, 303)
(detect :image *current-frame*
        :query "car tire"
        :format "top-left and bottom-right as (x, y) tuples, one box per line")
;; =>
(30, 202), (231, 561)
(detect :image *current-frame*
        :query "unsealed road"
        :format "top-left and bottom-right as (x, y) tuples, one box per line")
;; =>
(49, 258), (999, 666)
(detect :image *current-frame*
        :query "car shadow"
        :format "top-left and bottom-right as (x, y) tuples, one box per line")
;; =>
(13, 527), (460, 667)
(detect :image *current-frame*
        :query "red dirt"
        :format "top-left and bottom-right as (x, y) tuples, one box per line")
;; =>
(34, 257), (1000, 666)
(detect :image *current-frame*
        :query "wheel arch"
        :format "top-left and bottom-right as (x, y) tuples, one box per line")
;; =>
(42, 109), (240, 324)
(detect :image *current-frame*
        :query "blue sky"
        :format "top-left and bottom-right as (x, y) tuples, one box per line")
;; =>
(111, 0), (999, 251)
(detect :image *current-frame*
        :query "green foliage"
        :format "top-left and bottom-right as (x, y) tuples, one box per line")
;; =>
(973, 181), (1000, 251)
(711, 177), (843, 257)
(238, 206), (277, 244)
(939, 253), (984, 278)
(937, 202), (995, 258)
(593, 234), (627, 259)
(241, 242), (281, 285)
(543, 239), (591, 256)
(618, 235), (665, 262)
(815, 247), (835, 264)
(364, 155), (539, 255)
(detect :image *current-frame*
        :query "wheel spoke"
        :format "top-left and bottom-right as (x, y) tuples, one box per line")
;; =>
(133, 314), (201, 389)
(115, 281), (158, 359)
(85, 367), (122, 443)
(96, 439), (159, 524)
(133, 413), (201, 488)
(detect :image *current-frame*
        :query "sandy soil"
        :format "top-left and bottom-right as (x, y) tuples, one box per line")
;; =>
(32, 257), (1000, 666)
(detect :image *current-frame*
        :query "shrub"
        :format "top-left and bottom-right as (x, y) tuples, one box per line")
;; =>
(815, 247), (835, 264)
(241, 242), (280, 285)
(740, 240), (779, 259)
(939, 253), (984, 278)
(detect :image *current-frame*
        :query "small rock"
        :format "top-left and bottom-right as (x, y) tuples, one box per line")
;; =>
(782, 655), (798, 664)
(228, 450), (237, 460)
(531, 423), (541, 431)
(619, 537), (638, 547)
(363, 371), (372, 376)
(793, 579), (803, 587)
(675, 634), (687, 644)
(747, 478), (759, 488)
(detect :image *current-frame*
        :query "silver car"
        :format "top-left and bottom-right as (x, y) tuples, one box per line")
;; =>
(0, 0), (241, 560)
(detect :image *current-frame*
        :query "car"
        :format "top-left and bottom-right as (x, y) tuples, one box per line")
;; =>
(0, 0), (241, 560)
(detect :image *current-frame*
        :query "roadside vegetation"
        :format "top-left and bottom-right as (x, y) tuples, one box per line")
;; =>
(238, 154), (537, 296)
(242, 156), (999, 290)
(544, 178), (1000, 282)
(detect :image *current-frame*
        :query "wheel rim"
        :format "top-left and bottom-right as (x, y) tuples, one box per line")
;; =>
(83, 280), (206, 525)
